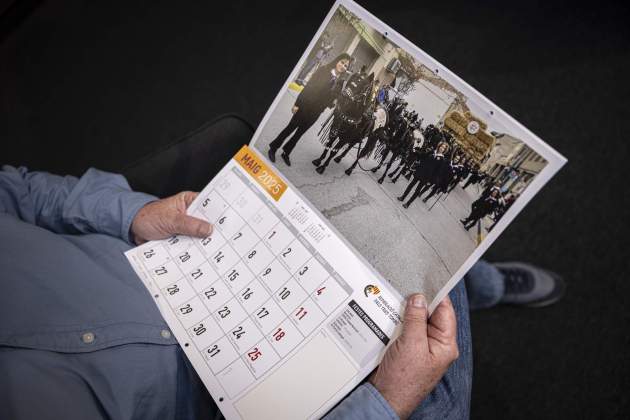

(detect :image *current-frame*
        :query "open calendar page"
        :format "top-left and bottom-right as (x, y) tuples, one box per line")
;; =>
(126, 1), (566, 419)
(126, 145), (401, 419)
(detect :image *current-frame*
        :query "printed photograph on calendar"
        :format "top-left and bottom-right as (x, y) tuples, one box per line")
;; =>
(251, 3), (552, 299)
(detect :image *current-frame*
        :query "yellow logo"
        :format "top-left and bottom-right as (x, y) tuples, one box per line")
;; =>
(364, 285), (381, 297)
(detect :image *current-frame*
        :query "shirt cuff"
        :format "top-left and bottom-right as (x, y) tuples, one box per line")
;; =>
(324, 382), (399, 420)
(362, 383), (400, 420)
(120, 192), (157, 245)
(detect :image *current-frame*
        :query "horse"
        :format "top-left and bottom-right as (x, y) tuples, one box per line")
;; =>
(312, 72), (374, 174)
(343, 103), (388, 176)
(370, 113), (413, 184)
(389, 126), (424, 183)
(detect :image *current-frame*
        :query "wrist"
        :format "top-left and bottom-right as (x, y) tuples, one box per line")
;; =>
(362, 382), (401, 420)
(369, 378), (409, 419)
(128, 198), (157, 245)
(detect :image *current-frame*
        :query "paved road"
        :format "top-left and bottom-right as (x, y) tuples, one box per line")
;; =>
(253, 89), (490, 302)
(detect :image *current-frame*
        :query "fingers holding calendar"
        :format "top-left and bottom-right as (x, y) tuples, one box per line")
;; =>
(131, 190), (213, 244)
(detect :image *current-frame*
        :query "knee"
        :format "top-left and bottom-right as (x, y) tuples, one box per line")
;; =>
(464, 260), (504, 309)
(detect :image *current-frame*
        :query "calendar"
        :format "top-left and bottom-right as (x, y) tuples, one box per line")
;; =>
(126, 145), (403, 420)
(126, 0), (566, 417)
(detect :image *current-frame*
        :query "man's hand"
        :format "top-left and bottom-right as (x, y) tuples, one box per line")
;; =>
(130, 191), (212, 245)
(370, 294), (459, 419)
(292, 106), (299, 114)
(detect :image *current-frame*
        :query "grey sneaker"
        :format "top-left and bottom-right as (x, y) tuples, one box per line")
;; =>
(494, 262), (566, 307)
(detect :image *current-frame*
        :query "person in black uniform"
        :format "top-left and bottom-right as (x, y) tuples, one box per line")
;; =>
(462, 164), (485, 190)
(460, 188), (501, 230)
(486, 192), (515, 231)
(459, 160), (472, 186)
(268, 53), (351, 166)
(390, 140), (421, 183)
(420, 154), (463, 203)
(447, 155), (467, 193)
(397, 142), (449, 208)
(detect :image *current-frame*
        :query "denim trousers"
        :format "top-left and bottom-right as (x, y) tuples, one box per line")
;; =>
(406, 260), (503, 419)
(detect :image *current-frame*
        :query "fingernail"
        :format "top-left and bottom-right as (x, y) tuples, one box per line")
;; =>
(410, 294), (426, 308)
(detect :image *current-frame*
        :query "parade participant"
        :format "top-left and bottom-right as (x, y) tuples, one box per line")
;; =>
(460, 188), (501, 230)
(462, 164), (485, 190)
(397, 142), (449, 208)
(459, 160), (472, 183)
(420, 154), (463, 203)
(486, 193), (516, 231)
(268, 53), (351, 166)
(447, 155), (467, 193)
(479, 183), (501, 201)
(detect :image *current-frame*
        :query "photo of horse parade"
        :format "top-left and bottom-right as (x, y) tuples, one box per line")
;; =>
(252, 4), (548, 299)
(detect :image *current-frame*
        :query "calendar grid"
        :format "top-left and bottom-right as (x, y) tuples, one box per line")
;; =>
(137, 166), (353, 399)
(209, 181), (301, 380)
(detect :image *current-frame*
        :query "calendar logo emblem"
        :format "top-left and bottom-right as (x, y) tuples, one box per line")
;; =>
(364, 285), (380, 297)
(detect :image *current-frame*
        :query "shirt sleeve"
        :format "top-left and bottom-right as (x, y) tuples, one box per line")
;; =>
(0, 165), (156, 244)
(323, 383), (399, 420)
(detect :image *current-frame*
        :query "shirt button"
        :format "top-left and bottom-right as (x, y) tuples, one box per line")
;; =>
(81, 332), (95, 344)
(161, 329), (172, 339)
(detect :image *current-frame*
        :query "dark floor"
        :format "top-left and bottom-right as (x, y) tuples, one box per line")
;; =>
(2, 0), (629, 418)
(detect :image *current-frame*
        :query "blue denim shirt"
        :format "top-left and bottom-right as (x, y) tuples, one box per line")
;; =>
(0, 166), (397, 420)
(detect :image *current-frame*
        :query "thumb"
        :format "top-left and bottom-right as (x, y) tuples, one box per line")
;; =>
(173, 214), (213, 238)
(400, 294), (429, 348)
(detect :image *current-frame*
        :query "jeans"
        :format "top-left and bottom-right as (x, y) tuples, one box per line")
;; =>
(406, 261), (504, 419)
(407, 280), (472, 419)
(465, 259), (505, 310)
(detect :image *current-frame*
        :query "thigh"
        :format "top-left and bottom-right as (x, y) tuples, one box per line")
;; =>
(409, 281), (472, 420)
(0, 348), (108, 420)
(0, 344), (186, 420)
